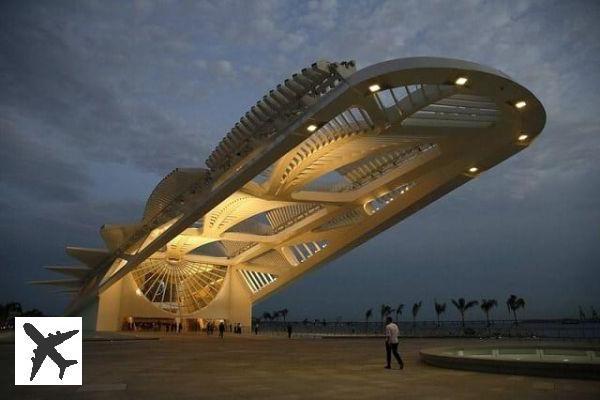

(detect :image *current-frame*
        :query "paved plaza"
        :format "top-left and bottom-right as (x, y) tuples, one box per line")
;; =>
(2, 335), (599, 399)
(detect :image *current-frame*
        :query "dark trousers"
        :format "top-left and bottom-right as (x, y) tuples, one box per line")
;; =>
(386, 342), (403, 367)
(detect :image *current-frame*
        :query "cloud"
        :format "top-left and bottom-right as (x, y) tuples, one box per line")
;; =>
(0, 115), (92, 202)
(194, 59), (234, 75)
(0, 0), (599, 317)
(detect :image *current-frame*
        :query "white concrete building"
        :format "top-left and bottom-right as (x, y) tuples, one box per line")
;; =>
(34, 57), (546, 331)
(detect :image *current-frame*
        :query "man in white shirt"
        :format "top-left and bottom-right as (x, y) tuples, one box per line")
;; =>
(384, 316), (404, 369)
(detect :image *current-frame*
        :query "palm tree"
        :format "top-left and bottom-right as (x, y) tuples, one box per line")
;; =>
(380, 304), (392, 326)
(434, 300), (446, 327)
(395, 304), (404, 323)
(451, 298), (479, 328)
(365, 308), (373, 333)
(272, 310), (280, 321)
(506, 295), (525, 325)
(2, 302), (22, 327)
(262, 311), (272, 322)
(280, 308), (289, 322)
(412, 301), (422, 328)
(5, 302), (22, 316)
(22, 309), (44, 317)
(480, 299), (498, 327)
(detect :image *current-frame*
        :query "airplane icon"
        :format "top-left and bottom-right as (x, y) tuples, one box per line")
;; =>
(23, 322), (79, 381)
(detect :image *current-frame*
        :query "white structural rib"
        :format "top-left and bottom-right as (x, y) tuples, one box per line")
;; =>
(43, 266), (90, 279)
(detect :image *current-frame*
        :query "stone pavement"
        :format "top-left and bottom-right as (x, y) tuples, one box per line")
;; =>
(2, 334), (599, 399)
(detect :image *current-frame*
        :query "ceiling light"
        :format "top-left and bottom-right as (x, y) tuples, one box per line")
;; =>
(368, 84), (381, 93)
(515, 101), (527, 109)
(455, 77), (468, 86)
(468, 167), (479, 173)
(518, 134), (529, 141)
(306, 124), (318, 132)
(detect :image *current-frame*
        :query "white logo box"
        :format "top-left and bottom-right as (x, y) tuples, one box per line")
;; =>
(14, 317), (82, 385)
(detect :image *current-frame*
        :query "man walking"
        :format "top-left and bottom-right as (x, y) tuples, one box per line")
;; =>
(384, 316), (404, 369)
(218, 321), (225, 338)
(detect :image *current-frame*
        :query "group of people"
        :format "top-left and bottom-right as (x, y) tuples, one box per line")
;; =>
(206, 321), (244, 338)
(205, 321), (218, 335)
(124, 315), (403, 369)
(123, 317), (181, 333)
(223, 322), (242, 335)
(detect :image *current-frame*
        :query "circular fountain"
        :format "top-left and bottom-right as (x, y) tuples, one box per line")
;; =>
(420, 344), (600, 379)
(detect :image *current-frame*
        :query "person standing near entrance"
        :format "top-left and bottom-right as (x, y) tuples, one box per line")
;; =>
(127, 316), (134, 331)
(384, 316), (404, 369)
(218, 321), (225, 338)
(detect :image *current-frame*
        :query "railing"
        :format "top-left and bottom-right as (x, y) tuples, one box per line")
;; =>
(253, 320), (600, 340)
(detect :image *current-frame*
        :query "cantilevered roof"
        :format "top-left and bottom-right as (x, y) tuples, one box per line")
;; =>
(36, 57), (545, 316)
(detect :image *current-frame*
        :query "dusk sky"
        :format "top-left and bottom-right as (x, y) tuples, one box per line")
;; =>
(1, 0), (599, 322)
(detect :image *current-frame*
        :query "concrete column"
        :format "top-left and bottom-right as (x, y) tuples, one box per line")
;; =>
(79, 298), (99, 332)
(228, 270), (252, 327)
(95, 279), (123, 331)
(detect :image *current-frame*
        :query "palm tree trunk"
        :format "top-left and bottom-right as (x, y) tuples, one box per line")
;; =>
(436, 314), (440, 328)
(513, 309), (518, 326)
(461, 312), (465, 328)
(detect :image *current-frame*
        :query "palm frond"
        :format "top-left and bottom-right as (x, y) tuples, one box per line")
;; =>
(412, 301), (422, 317)
(506, 294), (517, 310)
(480, 299), (497, 312)
(465, 300), (479, 309)
(434, 300), (447, 314)
(396, 304), (404, 314)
